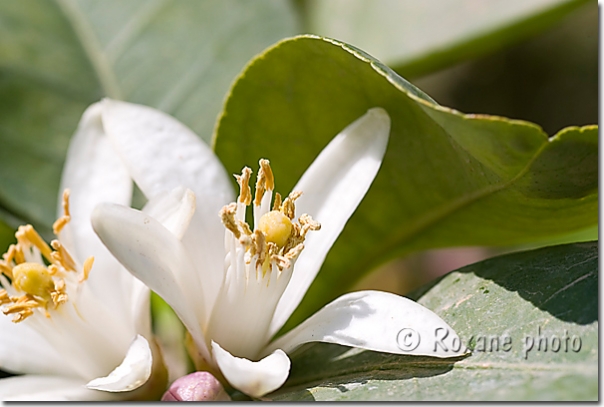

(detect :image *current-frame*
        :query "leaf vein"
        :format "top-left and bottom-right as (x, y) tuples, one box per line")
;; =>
(54, 0), (121, 99)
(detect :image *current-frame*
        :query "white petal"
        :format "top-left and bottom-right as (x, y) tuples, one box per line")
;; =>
(0, 317), (65, 376)
(138, 186), (197, 335)
(101, 98), (234, 317)
(132, 182), (228, 329)
(86, 335), (152, 392)
(270, 108), (390, 335)
(211, 342), (290, 398)
(0, 375), (112, 401)
(130, 279), (153, 338)
(143, 186), (197, 240)
(265, 290), (466, 358)
(91, 203), (210, 362)
(58, 102), (134, 315)
(100, 98), (232, 203)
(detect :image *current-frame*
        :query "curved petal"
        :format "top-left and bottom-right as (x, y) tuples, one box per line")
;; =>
(100, 98), (232, 202)
(0, 375), (113, 401)
(136, 186), (197, 335)
(142, 186), (197, 240)
(270, 108), (391, 335)
(91, 203), (210, 362)
(0, 317), (65, 376)
(59, 102), (133, 316)
(86, 335), (152, 392)
(211, 342), (290, 398)
(265, 290), (467, 358)
(101, 98), (234, 317)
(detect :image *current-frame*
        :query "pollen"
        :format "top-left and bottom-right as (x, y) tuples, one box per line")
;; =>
(0, 190), (91, 323)
(52, 189), (71, 234)
(258, 211), (293, 248)
(12, 262), (55, 302)
(221, 159), (321, 277)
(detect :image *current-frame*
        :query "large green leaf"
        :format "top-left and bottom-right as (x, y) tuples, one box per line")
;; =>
(213, 36), (597, 331)
(301, 0), (591, 78)
(270, 241), (597, 401)
(0, 0), (298, 239)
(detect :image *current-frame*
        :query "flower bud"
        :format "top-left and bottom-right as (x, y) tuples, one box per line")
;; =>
(161, 372), (231, 401)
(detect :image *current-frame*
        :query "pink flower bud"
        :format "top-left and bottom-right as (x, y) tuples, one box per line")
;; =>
(161, 371), (231, 401)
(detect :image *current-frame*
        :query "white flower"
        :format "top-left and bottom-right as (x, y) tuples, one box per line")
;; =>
(90, 100), (466, 398)
(0, 104), (167, 401)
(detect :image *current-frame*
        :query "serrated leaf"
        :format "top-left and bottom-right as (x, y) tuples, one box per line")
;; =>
(0, 0), (298, 239)
(271, 241), (597, 401)
(213, 36), (597, 331)
(302, 0), (591, 77)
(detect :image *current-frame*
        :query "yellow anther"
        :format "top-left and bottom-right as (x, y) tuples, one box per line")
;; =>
(0, 261), (13, 279)
(53, 190), (71, 234)
(0, 289), (10, 305)
(281, 191), (302, 220)
(13, 245), (25, 265)
(61, 189), (71, 217)
(3, 245), (16, 264)
(48, 264), (59, 275)
(299, 214), (321, 236)
(80, 256), (94, 282)
(257, 211), (293, 248)
(220, 203), (241, 239)
(5, 306), (34, 323)
(235, 167), (252, 205)
(254, 159), (275, 206)
(259, 159), (274, 190)
(17, 225), (53, 264)
(52, 217), (69, 235)
(51, 279), (68, 306)
(12, 262), (55, 302)
(272, 192), (282, 211)
(50, 240), (77, 272)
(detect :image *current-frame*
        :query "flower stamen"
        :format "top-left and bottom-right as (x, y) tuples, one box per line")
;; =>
(220, 203), (242, 239)
(235, 168), (252, 205)
(0, 261), (13, 279)
(52, 189), (71, 234)
(281, 191), (301, 220)
(272, 193), (282, 211)
(79, 256), (94, 283)
(0, 189), (93, 323)
(220, 159), (321, 277)
(16, 225), (53, 263)
(3, 297), (37, 323)
(0, 289), (10, 305)
(254, 159), (274, 206)
(50, 240), (77, 272)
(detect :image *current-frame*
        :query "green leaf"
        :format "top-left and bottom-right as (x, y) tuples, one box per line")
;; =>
(0, 217), (15, 254)
(301, 0), (591, 78)
(0, 0), (298, 234)
(213, 36), (598, 331)
(271, 241), (597, 401)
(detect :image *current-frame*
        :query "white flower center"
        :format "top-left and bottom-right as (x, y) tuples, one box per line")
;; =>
(205, 159), (320, 360)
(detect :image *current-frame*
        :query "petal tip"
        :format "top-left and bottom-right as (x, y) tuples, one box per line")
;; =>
(85, 335), (153, 393)
(90, 202), (120, 237)
(365, 107), (391, 136)
(211, 342), (290, 398)
(367, 107), (390, 122)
